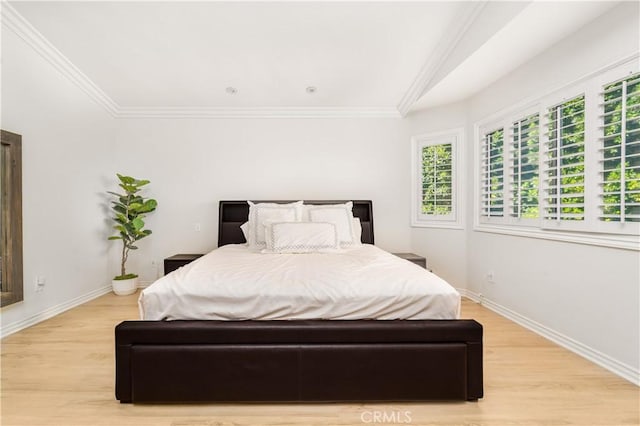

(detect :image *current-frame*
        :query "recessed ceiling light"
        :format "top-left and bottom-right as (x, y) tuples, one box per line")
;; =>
(226, 87), (237, 94)
(306, 86), (317, 94)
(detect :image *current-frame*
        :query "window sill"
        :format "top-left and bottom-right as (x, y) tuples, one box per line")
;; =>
(473, 224), (639, 251)
(412, 221), (464, 230)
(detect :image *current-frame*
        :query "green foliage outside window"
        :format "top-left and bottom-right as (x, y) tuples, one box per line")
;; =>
(546, 96), (585, 220)
(512, 115), (539, 218)
(601, 73), (640, 222)
(484, 129), (504, 217)
(421, 143), (453, 215)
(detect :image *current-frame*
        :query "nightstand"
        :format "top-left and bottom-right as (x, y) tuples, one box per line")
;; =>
(164, 254), (204, 275)
(393, 252), (427, 269)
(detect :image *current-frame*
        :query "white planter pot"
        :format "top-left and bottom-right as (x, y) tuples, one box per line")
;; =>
(112, 276), (138, 296)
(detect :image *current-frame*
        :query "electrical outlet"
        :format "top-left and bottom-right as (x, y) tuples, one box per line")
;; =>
(151, 260), (160, 279)
(486, 271), (495, 284)
(35, 275), (46, 292)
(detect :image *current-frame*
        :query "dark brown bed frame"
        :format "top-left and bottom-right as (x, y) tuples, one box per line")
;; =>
(115, 200), (483, 403)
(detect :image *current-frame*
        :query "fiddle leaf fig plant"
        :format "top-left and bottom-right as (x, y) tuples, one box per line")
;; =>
(108, 174), (157, 280)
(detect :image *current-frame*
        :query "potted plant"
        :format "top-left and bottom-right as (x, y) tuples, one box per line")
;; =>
(108, 174), (157, 295)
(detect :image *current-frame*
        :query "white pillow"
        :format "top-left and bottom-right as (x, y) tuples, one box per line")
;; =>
(247, 201), (303, 248)
(263, 222), (340, 254)
(306, 202), (358, 246)
(352, 217), (362, 244)
(240, 222), (251, 245)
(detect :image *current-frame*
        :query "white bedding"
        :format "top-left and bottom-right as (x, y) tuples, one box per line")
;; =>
(139, 244), (460, 321)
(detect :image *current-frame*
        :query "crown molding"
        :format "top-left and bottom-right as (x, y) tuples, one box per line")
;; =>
(397, 1), (487, 117)
(1, 2), (119, 117)
(115, 106), (402, 119)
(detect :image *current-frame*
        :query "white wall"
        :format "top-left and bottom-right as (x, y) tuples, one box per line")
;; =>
(408, 2), (639, 381)
(1, 0), (637, 385)
(113, 117), (412, 282)
(468, 2), (639, 376)
(0, 26), (116, 334)
(405, 102), (469, 289)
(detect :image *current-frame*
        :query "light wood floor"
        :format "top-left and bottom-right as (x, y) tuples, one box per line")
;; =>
(1, 293), (638, 426)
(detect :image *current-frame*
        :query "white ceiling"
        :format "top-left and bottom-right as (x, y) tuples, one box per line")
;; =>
(4, 1), (622, 117)
(412, 1), (622, 110)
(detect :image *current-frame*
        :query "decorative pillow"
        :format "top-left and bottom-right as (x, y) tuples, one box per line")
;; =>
(240, 222), (251, 245)
(352, 217), (362, 244)
(247, 201), (303, 248)
(263, 222), (340, 253)
(306, 202), (357, 246)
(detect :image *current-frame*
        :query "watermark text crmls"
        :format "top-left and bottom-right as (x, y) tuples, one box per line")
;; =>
(360, 410), (412, 424)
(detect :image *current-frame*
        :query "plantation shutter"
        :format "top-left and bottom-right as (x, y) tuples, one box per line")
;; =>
(510, 114), (540, 219)
(481, 129), (505, 217)
(421, 143), (453, 216)
(599, 73), (640, 223)
(544, 95), (586, 221)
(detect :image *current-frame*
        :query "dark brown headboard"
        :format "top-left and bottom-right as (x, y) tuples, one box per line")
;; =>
(218, 200), (374, 247)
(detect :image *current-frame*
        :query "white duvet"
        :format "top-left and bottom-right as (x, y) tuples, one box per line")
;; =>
(139, 244), (460, 321)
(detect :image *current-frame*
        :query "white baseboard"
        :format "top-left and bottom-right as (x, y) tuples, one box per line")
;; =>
(457, 288), (639, 386)
(0, 284), (112, 339)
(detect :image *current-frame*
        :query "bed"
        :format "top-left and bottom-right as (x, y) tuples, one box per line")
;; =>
(115, 200), (483, 403)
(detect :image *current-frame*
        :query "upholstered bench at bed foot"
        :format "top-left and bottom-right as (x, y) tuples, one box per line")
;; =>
(115, 319), (483, 403)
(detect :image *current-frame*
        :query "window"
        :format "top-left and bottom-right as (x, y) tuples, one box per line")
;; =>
(411, 128), (463, 229)
(600, 73), (640, 223)
(544, 96), (586, 222)
(511, 114), (540, 219)
(474, 58), (639, 249)
(421, 143), (453, 215)
(480, 128), (505, 218)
